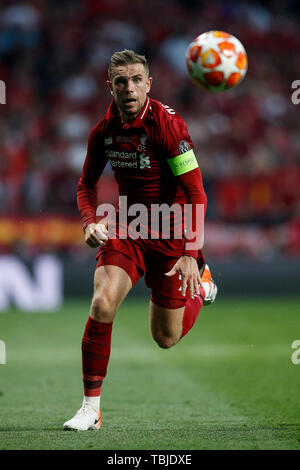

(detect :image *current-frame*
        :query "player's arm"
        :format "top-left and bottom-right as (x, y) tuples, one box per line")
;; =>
(159, 111), (207, 258)
(77, 125), (109, 248)
(168, 151), (207, 258)
(165, 159), (207, 298)
(163, 115), (207, 297)
(176, 166), (207, 257)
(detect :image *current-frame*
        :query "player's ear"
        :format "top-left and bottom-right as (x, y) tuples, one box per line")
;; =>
(146, 76), (152, 93)
(107, 80), (114, 96)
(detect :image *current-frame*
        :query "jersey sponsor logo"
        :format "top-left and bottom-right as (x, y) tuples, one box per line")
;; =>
(167, 149), (198, 176)
(179, 140), (191, 154)
(139, 153), (151, 169)
(111, 160), (138, 169)
(106, 133), (152, 170)
(106, 148), (151, 170)
(106, 149), (137, 159)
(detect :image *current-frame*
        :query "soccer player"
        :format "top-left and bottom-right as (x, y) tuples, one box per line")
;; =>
(63, 50), (217, 431)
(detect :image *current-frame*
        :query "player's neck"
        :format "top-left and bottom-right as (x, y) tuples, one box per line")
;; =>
(119, 109), (139, 124)
(120, 113), (137, 124)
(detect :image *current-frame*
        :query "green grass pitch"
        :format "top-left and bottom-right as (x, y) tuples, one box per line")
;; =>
(0, 296), (299, 450)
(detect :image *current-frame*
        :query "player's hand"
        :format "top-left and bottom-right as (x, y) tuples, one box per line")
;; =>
(165, 255), (203, 299)
(84, 223), (109, 248)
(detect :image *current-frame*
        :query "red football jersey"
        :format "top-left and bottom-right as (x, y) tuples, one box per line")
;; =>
(77, 96), (207, 258)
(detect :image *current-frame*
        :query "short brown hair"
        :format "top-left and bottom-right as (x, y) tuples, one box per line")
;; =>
(108, 49), (149, 80)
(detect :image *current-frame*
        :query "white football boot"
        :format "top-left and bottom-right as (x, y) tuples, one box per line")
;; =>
(201, 264), (218, 305)
(63, 404), (101, 431)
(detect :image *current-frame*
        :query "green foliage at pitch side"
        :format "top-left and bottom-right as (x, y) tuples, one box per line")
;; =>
(0, 297), (299, 450)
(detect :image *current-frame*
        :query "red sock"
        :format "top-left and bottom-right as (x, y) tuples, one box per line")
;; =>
(181, 288), (205, 338)
(81, 316), (113, 397)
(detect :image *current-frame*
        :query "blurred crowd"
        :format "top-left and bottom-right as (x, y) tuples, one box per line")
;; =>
(0, 0), (300, 255)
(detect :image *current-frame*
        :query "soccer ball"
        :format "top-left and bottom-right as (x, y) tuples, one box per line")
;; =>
(185, 30), (248, 92)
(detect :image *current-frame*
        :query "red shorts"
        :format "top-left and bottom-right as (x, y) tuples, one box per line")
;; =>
(96, 237), (205, 309)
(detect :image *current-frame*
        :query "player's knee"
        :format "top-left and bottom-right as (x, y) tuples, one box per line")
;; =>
(153, 334), (178, 349)
(91, 293), (116, 322)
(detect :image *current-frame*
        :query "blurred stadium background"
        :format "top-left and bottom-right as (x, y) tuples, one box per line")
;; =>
(0, 0), (299, 310)
(0, 0), (300, 451)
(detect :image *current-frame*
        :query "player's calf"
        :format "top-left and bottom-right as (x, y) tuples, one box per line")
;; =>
(150, 301), (185, 348)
